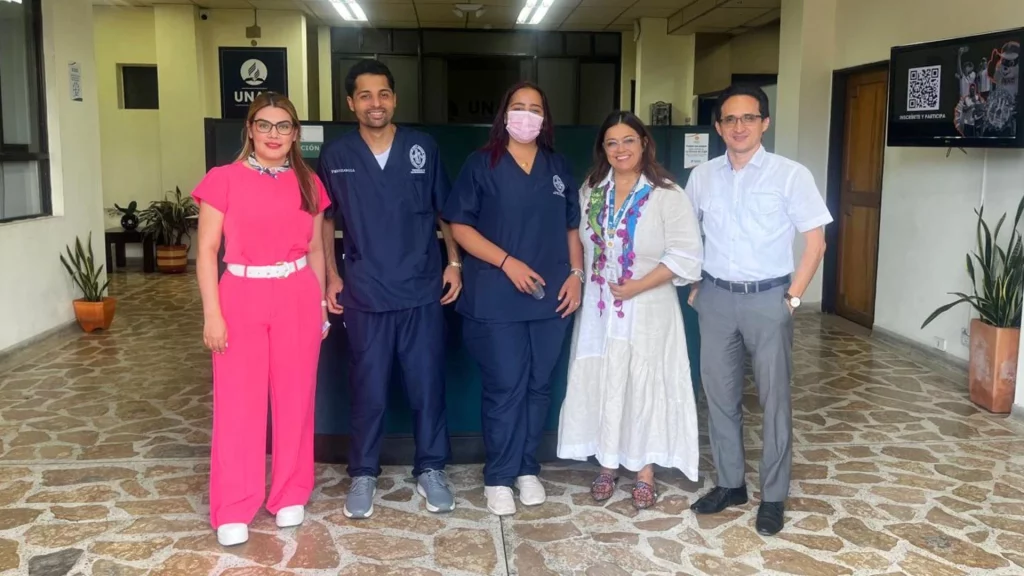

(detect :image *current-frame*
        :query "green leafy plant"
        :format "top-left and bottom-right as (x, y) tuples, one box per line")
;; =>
(138, 187), (198, 246)
(59, 232), (109, 302)
(922, 194), (1024, 330)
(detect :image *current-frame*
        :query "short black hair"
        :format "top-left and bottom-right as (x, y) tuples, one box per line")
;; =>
(344, 59), (395, 97)
(714, 84), (770, 122)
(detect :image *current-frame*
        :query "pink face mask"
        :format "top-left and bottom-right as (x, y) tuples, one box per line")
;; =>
(506, 110), (544, 144)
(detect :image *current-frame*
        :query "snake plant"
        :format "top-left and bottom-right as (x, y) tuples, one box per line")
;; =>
(60, 233), (109, 302)
(922, 194), (1024, 330)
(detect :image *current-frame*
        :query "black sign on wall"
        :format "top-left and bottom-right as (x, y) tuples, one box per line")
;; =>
(219, 47), (288, 119)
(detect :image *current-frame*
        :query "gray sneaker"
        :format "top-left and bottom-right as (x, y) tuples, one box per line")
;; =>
(416, 469), (455, 513)
(343, 476), (377, 519)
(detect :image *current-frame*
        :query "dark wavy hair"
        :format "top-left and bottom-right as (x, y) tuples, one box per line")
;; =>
(481, 81), (555, 168)
(585, 110), (675, 189)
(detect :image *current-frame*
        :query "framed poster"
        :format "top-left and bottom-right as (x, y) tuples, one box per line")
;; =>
(219, 47), (288, 119)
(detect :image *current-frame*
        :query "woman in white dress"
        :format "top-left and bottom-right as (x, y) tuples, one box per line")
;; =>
(556, 111), (703, 509)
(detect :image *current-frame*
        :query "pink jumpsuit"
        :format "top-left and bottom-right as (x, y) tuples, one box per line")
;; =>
(192, 162), (331, 529)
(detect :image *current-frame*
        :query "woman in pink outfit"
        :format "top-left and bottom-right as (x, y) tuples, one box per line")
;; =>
(194, 92), (332, 547)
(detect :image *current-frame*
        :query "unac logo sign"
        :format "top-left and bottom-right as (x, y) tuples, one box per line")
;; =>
(236, 59), (268, 103)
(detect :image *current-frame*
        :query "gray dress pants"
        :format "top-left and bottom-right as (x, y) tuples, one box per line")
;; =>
(694, 277), (793, 502)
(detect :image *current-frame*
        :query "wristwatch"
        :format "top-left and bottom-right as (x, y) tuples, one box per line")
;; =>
(784, 292), (801, 308)
(570, 268), (585, 282)
(448, 261), (462, 269)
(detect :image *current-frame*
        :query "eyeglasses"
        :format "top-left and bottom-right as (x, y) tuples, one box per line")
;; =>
(719, 114), (763, 127)
(252, 119), (295, 135)
(603, 136), (641, 151)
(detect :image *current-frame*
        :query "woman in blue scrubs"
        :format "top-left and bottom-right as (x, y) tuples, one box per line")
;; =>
(442, 81), (584, 516)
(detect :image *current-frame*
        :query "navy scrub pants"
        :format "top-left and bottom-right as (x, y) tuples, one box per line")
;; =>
(462, 316), (571, 487)
(344, 302), (450, 478)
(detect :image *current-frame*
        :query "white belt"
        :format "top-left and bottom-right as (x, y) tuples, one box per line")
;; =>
(226, 256), (307, 279)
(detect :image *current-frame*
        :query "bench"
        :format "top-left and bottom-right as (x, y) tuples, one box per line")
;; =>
(105, 228), (155, 273)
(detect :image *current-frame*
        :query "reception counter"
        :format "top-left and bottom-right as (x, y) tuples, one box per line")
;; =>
(311, 238), (703, 465)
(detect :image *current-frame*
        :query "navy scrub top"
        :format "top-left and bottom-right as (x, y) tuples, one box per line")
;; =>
(442, 148), (580, 323)
(318, 127), (451, 313)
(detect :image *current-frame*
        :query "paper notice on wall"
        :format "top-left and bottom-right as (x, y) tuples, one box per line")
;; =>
(683, 133), (709, 168)
(68, 62), (83, 102)
(302, 125), (324, 143)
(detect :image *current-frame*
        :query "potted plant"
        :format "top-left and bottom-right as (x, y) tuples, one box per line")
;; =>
(60, 232), (115, 333)
(138, 186), (198, 273)
(921, 194), (1024, 413)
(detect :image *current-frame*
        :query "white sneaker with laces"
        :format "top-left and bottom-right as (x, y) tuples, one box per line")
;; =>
(484, 486), (516, 516)
(217, 523), (248, 546)
(275, 505), (304, 528)
(515, 475), (546, 506)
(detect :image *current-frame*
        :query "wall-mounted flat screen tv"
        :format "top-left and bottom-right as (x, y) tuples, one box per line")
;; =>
(887, 27), (1021, 148)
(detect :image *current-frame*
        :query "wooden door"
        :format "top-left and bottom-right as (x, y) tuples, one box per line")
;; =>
(836, 68), (887, 328)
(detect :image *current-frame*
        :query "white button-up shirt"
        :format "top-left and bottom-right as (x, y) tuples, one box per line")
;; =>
(684, 145), (833, 282)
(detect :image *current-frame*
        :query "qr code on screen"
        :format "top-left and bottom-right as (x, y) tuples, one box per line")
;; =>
(907, 65), (942, 111)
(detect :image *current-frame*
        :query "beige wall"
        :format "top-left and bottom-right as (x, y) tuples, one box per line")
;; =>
(318, 25), (333, 121)
(0, 0), (106, 353)
(635, 18), (695, 125)
(620, 30), (636, 112)
(773, 0), (1024, 365)
(833, 0), (1024, 364)
(92, 6), (310, 246)
(198, 9), (308, 120)
(694, 23), (780, 95)
(93, 7), (161, 231)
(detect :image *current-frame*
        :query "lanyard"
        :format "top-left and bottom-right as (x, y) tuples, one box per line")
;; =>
(604, 178), (642, 246)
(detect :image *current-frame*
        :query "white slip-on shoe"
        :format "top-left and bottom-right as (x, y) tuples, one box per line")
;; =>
(217, 523), (249, 546)
(515, 475), (546, 506)
(275, 505), (305, 528)
(484, 486), (516, 516)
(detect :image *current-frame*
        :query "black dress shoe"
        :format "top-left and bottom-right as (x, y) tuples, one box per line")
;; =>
(756, 501), (785, 535)
(690, 486), (748, 514)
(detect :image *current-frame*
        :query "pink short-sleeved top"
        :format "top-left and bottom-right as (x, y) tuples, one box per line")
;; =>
(191, 162), (332, 266)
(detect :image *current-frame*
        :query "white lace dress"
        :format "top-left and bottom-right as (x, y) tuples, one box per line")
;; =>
(556, 172), (703, 480)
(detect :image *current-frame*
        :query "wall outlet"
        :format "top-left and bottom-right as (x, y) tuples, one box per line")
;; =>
(961, 328), (970, 347)
(933, 337), (947, 351)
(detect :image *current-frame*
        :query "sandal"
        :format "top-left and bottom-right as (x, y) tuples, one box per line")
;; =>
(590, 472), (617, 501)
(632, 480), (658, 509)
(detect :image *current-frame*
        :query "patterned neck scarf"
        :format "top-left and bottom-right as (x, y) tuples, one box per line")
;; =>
(247, 153), (291, 178)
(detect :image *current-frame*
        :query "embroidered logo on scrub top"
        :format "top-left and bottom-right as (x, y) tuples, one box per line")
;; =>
(409, 145), (427, 174)
(553, 175), (566, 197)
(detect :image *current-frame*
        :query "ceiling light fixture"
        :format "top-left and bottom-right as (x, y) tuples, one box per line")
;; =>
(517, 0), (554, 25)
(454, 3), (485, 19)
(529, 0), (554, 24)
(516, 0), (537, 24)
(329, 0), (367, 22)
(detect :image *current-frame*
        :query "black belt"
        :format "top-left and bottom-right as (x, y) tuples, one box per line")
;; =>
(702, 271), (790, 294)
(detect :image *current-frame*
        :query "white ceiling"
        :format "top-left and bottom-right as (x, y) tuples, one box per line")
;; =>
(92, 0), (780, 34)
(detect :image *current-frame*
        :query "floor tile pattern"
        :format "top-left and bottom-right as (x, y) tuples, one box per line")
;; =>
(1, 271), (1024, 575)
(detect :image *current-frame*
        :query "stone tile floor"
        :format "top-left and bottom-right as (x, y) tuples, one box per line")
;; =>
(2, 270), (1024, 575)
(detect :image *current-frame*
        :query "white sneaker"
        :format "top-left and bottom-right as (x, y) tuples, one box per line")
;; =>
(275, 505), (304, 528)
(515, 475), (546, 506)
(217, 523), (248, 546)
(484, 486), (516, 516)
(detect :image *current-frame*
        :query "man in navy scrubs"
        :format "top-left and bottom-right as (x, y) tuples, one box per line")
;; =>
(318, 59), (462, 519)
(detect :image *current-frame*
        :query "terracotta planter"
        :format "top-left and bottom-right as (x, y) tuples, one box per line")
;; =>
(968, 318), (1019, 414)
(156, 245), (188, 273)
(73, 297), (116, 333)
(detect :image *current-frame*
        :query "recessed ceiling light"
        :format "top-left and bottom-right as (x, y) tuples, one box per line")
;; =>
(517, 0), (554, 25)
(329, 0), (367, 22)
(529, 0), (554, 24)
(516, 0), (537, 24)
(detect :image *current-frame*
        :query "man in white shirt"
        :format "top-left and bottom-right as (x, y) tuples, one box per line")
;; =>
(684, 84), (832, 536)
